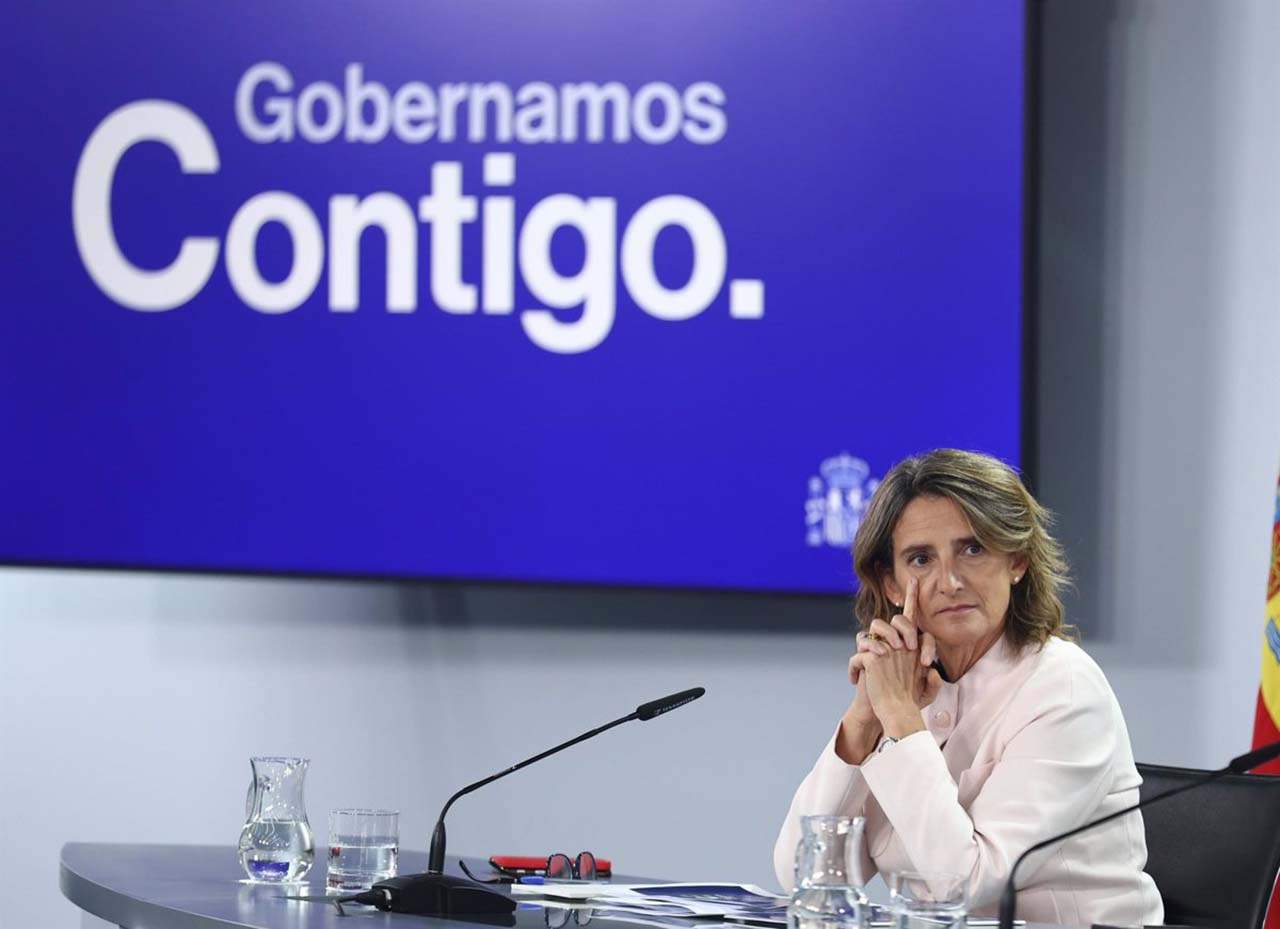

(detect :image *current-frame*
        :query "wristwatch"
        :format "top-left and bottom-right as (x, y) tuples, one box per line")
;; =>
(875, 735), (900, 755)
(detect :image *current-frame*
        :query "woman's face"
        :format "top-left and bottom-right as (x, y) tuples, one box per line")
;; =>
(881, 494), (1027, 653)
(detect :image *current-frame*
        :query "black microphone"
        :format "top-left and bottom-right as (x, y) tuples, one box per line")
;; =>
(371, 686), (706, 918)
(637, 687), (705, 720)
(997, 739), (1280, 929)
(1225, 739), (1280, 774)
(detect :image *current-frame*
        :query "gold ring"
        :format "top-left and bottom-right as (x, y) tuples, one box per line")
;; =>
(862, 631), (886, 643)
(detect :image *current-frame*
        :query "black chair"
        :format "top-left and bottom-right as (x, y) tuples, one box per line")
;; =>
(1137, 762), (1280, 929)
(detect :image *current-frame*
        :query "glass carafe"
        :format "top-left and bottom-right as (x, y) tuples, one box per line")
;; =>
(788, 814), (869, 929)
(238, 756), (314, 882)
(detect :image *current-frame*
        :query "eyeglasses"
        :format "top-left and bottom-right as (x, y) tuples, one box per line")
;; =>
(546, 852), (597, 882)
(545, 904), (594, 928)
(460, 851), (598, 884)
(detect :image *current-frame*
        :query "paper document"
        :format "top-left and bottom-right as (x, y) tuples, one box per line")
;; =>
(512, 882), (1023, 928)
(510, 882), (786, 919)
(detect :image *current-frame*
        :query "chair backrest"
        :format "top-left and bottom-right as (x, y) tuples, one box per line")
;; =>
(1137, 762), (1280, 929)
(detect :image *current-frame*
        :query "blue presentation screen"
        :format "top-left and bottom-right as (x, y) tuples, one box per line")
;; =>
(2, 2), (1026, 594)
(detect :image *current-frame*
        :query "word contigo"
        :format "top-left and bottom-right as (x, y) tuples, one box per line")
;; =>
(236, 63), (728, 146)
(71, 101), (764, 354)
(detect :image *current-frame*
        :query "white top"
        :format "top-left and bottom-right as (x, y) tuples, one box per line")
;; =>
(773, 636), (1164, 927)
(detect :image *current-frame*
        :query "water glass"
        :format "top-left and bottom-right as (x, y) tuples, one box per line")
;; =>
(889, 871), (967, 929)
(326, 808), (399, 893)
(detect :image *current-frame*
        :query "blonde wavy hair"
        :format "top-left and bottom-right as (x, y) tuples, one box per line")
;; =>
(852, 449), (1074, 650)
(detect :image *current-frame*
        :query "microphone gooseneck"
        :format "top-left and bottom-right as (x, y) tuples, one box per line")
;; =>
(426, 711), (634, 873)
(997, 739), (1280, 929)
(427, 686), (706, 874)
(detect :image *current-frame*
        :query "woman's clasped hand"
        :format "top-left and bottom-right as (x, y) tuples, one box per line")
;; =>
(848, 578), (943, 735)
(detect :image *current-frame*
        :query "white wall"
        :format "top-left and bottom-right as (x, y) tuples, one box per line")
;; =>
(1036, 0), (1280, 765)
(2, 2), (1278, 927)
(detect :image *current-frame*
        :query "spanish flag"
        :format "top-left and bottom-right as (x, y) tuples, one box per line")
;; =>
(1254, 471), (1280, 929)
(1257, 469), (1280, 770)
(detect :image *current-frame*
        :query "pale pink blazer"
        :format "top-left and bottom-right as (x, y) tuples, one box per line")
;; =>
(774, 637), (1164, 927)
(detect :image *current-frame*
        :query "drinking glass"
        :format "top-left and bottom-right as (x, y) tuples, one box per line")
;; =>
(326, 809), (399, 893)
(888, 871), (968, 929)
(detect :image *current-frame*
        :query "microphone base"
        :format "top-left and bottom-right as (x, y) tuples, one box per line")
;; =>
(369, 873), (517, 917)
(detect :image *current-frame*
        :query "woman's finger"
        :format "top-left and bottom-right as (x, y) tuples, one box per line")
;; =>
(855, 630), (889, 656)
(904, 577), (919, 622)
(868, 617), (904, 649)
(889, 614), (918, 651)
(850, 651), (884, 684)
(849, 655), (880, 685)
(919, 631), (938, 668)
(920, 667), (943, 706)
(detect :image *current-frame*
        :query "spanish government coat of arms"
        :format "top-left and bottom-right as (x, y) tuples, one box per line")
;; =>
(805, 453), (880, 548)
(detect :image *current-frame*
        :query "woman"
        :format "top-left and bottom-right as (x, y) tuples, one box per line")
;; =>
(774, 449), (1162, 927)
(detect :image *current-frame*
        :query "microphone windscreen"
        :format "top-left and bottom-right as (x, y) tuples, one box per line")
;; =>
(1229, 739), (1280, 773)
(636, 686), (705, 721)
